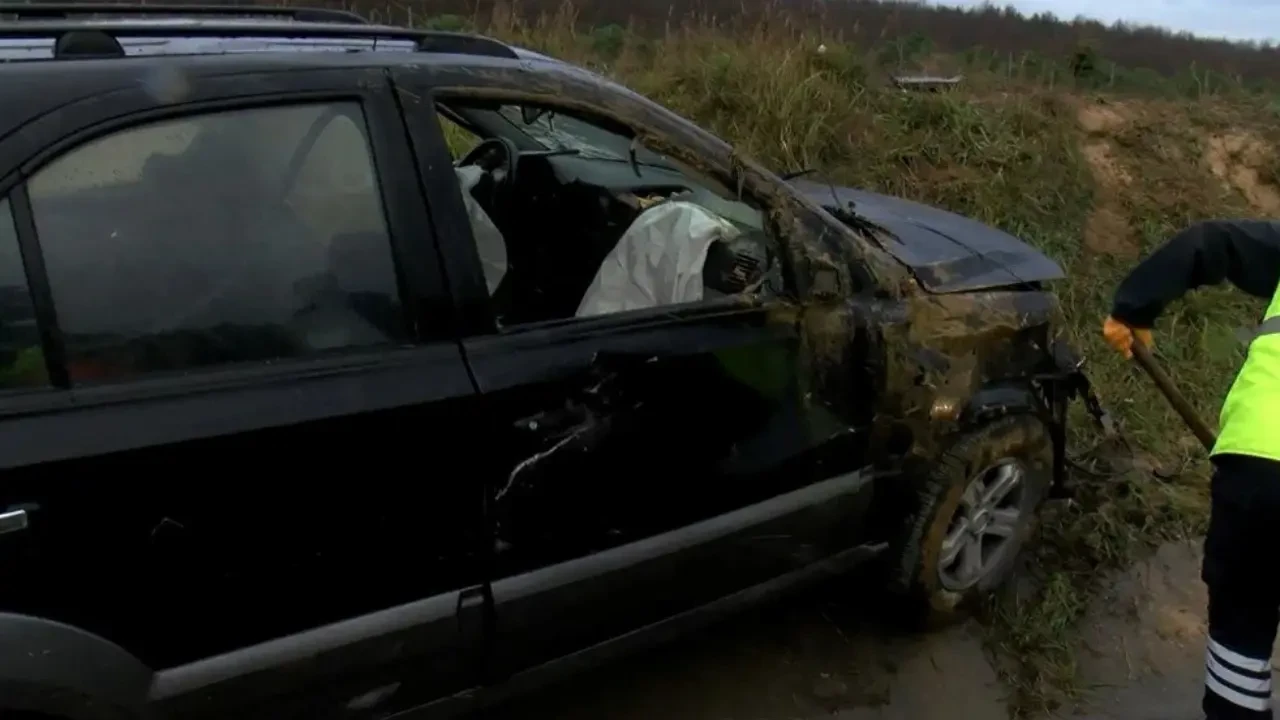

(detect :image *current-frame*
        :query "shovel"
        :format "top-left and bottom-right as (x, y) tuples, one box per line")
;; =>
(1129, 336), (1218, 452)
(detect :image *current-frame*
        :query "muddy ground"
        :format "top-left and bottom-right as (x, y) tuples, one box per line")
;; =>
(476, 541), (1277, 720)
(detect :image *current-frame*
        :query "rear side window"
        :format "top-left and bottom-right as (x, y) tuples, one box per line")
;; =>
(0, 198), (46, 389)
(27, 102), (408, 384)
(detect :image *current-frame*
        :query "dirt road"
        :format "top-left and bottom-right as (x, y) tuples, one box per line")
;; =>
(1064, 541), (1276, 720)
(476, 541), (1275, 720)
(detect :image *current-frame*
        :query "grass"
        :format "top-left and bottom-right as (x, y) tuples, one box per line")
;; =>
(408, 4), (1274, 715)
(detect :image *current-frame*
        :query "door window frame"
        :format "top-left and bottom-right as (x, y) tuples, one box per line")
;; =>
(0, 67), (471, 466)
(396, 67), (819, 340)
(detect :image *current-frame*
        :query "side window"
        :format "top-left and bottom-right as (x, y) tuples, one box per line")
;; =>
(27, 102), (408, 384)
(436, 111), (482, 161)
(281, 108), (383, 239)
(0, 198), (47, 389)
(435, 99), (777, 327)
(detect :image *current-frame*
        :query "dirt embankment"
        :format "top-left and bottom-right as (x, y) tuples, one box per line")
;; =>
(1074, 97), (1280, 261)
(1076, 103), (1137, 259)
(1204, 133), (1280, 215)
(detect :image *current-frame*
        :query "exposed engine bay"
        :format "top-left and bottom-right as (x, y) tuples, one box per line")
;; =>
(444, 105), (780, 326)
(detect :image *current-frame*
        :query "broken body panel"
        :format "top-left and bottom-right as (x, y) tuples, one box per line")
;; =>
(791, 179), (1066, 293)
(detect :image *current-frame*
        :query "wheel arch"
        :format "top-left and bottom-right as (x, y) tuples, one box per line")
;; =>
(0, 613), (152, 720)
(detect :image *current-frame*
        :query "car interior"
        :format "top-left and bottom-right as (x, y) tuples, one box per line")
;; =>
(435, 100), (784, 327)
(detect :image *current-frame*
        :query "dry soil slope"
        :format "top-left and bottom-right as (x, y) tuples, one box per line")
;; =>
(1075, 96), (1280, 260)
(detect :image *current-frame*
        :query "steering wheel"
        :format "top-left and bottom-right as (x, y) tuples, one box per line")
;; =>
(457, 136), (520, 216)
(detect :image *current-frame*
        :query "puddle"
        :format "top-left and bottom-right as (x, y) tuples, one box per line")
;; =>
(475, 582), (1010, 720)
(473, 542), (1275, 720)
(468, 535), (1280, 717)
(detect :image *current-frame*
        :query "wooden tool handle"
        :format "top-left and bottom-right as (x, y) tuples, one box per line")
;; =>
(1130, 338), (1218, 452)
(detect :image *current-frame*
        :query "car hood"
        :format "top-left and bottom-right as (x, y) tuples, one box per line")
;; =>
(790, 179), (1064, 293)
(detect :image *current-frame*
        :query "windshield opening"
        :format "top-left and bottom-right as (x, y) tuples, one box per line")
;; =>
(439, 98), (765, 232)
(494, 105), (676, 168)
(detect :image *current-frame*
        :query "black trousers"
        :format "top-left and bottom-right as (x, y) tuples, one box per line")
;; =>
(1203, 453), (1280, 720)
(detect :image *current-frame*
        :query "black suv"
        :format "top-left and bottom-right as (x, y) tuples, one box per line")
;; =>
(0, 6), (1108, 720)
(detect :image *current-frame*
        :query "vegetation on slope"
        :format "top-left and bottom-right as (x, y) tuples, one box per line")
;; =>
(366, 0), (1280, 97)
(368, 1), (1275, 715)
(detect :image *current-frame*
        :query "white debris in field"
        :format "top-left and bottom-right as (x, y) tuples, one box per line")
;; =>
(891, 75), (964, 92)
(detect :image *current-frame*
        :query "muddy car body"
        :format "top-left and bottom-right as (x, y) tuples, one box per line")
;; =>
(0, 6), (1105, 720)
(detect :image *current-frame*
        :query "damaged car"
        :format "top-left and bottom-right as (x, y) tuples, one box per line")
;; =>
(0, 5), (1110, 720)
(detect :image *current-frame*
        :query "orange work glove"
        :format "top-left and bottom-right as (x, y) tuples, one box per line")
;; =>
(1102, 316), (1154, 359)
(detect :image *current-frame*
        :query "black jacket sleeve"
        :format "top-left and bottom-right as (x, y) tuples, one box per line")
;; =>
(1110, 219), (1280, 328)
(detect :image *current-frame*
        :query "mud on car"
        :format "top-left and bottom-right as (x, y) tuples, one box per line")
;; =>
(0, 5), (1109, 720)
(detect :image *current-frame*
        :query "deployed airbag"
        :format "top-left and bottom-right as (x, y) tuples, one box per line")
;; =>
(576, 200), (740, 317)
(455, 164), (507, 294)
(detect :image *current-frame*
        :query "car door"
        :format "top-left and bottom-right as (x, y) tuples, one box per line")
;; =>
(393, 63), (883, 688)
(0, 65), (487, 720)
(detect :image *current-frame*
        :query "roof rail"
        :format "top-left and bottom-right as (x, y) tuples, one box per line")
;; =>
(54, 28), (126, 58)
(0, 20), (521, 60)
(415, 31), (517, 59)
(0, 3), (367, 24)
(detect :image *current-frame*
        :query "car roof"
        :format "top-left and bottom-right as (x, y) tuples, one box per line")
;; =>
(0, 5), (655, 147)
(0, 3), (562, 64)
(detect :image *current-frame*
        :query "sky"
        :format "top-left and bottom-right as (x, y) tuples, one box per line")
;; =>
(937, 0), (1280, 44)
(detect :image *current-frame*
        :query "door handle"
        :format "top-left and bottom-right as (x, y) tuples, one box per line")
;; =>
(0, 509), (28, 536)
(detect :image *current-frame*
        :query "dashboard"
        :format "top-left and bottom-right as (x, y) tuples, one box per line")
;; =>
(539, 153), (765, 232)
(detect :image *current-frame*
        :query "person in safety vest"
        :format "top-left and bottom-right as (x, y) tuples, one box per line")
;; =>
(1103, 218), (1280, 720)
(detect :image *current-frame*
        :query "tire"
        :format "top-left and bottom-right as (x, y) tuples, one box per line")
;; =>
(890, 414), (1053, 629)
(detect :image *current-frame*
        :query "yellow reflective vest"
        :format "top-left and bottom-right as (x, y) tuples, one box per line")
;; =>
(1212, 285), (1280, 462)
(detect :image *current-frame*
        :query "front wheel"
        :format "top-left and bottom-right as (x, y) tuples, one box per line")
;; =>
(890, 414), (1053, 628)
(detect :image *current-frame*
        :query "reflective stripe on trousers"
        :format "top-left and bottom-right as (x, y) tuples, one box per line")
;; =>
(1206, 637), (1272, 714)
